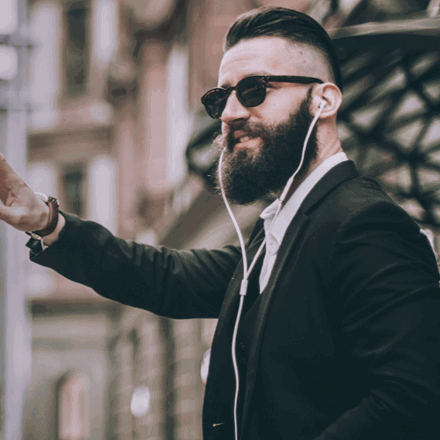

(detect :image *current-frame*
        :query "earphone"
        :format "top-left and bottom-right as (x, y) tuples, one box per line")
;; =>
(218, 97), (326, 440)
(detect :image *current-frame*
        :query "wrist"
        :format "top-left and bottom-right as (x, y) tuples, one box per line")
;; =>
(32, 194), (59, 237)
(42, 212), (65, 246)
(25, 193), (62, 250)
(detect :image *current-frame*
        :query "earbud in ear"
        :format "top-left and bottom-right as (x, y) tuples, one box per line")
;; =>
(315, 99), (326, 117)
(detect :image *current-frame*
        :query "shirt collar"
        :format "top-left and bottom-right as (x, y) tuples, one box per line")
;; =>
(260, 152), (348, 245)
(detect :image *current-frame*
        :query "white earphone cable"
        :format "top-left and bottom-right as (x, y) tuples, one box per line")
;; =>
(218, 99), (326, 440)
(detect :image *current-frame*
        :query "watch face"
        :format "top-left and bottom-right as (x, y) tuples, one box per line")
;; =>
(48, 196), (60, 206)
(34, 192), (59, 206)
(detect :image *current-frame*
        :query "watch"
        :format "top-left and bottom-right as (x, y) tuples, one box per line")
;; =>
(29, 192), (60, 237)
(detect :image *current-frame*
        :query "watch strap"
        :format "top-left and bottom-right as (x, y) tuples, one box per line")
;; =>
(32, 196), (60, 237)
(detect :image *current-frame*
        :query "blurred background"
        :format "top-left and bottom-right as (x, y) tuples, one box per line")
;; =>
(0, 0), (439, 438)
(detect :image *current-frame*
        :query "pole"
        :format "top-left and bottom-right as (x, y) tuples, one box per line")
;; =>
(0, 0), (32, 438)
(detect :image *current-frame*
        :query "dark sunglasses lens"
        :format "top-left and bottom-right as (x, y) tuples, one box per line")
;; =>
(203, 90), (228, 119)
(237, 77), (266, 107)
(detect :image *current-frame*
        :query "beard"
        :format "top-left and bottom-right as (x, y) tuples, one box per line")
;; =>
(213, 93), (318, 205)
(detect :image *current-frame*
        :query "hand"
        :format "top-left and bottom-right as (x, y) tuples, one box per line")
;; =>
(0, 152), (49, 232)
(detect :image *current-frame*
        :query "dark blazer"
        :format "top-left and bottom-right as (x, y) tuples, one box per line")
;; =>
(30, 161), (440, 440)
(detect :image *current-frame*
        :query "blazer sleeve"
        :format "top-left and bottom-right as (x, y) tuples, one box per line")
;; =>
(315, 201), (440, 439)
(28, 212), (242, 319)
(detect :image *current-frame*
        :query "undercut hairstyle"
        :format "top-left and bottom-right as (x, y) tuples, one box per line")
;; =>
(224, 6), (343, 91)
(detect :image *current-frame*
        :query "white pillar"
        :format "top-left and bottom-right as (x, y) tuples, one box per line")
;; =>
(0, 113), (31, 440)
(0, 0), (32, 437)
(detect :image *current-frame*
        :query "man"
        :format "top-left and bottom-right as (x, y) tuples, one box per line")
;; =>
(0, 6), (440, 440)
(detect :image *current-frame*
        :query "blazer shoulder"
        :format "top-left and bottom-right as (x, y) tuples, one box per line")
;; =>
(310, 175), (423, 246)
(321, 174), (409, 220)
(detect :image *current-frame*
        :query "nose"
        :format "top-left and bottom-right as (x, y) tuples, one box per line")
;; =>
(220, 91), (250, 125)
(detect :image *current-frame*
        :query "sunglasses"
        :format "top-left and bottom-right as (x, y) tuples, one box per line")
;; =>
(201, 75), (324, 119)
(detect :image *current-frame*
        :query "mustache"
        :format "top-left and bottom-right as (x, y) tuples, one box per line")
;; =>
(213, 133), (225, 152)
(214, 122), (270, 152)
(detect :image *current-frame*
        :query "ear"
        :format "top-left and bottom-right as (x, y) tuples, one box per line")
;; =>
(311, 83), (342, 119)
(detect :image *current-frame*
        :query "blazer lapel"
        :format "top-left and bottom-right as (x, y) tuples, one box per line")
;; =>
(240, 160), (359, 435)
(240, 208), (310, 434)
(217, 220), (265, 319)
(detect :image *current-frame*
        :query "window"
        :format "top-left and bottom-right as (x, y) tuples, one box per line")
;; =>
(166, 43), (193, 186)
(62, 165), (85, 216)
(65, 4), (88, 94)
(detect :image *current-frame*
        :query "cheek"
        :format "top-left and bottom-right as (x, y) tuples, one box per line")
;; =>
(252, 93), (299, 123)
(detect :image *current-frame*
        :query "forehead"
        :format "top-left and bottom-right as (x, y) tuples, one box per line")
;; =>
(218, 36), (313, 87)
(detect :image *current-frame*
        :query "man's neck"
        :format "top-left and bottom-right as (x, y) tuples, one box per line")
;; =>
(277, 138), (343, 204)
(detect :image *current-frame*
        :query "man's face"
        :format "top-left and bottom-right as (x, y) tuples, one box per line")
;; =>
(214, 37), (321, 204)
(214, 91), (317, 205)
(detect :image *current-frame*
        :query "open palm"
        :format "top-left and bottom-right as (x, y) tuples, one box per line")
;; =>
(0, 153), (49, 232)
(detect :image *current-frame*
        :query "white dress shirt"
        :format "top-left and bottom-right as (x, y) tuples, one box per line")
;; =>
(259, 152), (348, 292)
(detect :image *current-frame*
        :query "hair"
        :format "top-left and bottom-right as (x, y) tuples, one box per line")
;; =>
(224, 7), (343, 91)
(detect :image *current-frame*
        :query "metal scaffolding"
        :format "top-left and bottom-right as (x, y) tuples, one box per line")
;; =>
(334, 11), (440, 232)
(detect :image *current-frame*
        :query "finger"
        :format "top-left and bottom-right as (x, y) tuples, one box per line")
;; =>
(0, 153), (29, 204)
